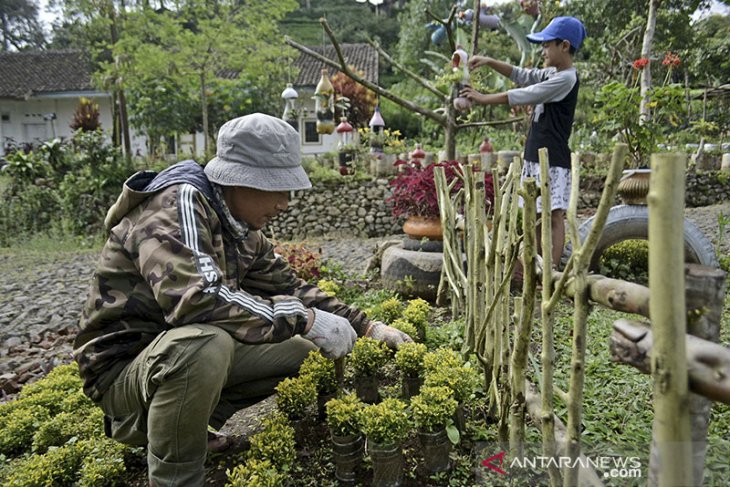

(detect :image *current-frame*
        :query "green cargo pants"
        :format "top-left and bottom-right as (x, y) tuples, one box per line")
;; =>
(97, 324), (316, 486)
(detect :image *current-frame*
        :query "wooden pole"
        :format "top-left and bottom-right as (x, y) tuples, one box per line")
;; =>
(647, 152), (692, 487)
(684, 264), (727, 486)
(509, 178), (539, 459)
(537, 147), (561, 487)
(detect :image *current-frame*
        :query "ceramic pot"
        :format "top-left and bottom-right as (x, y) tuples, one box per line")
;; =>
(616, 169), (651, 205)
(402, 215), (442, 241)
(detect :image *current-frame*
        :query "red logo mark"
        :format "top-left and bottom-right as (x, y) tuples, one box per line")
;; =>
(482, 451), (508, 475)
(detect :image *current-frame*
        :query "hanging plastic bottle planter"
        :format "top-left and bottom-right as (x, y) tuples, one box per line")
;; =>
(314, 68), (335, 135)
(368, 105), (386, 154)
(336, 117), (355, 175)
(452, 46), (472, 113)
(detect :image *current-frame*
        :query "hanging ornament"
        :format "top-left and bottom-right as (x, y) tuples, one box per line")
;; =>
(368, 105), (386, 154)
(458, 8), (500, 29)
(452, 46), (472, 113)
(410, 143), (426, 166)
(314, 68), (335, 134)
(336, 117), (355, 175)
(281, 83), (299, 130)
(479, 137), (494, 154)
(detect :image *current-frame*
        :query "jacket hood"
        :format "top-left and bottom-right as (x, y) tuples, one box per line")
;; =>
(104, 160), (221, 231)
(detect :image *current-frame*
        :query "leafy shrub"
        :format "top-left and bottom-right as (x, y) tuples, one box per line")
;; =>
(0, 404), (51, 455)
(598, 240), (649, 284)
(403, 298), (430, 335)
(70, 97), (101, 132)
(410, 386), (458, 432)
(423, 348), (463, 373)
(273, 241), (322, 282)
(325, 393), (365, 437)
(389, 318), (419, 340)
(247, 411), (296, 469)
(359, 398), (410, 446)
(275, 376), (317, 421)
(424, 318), (465, 351)
(298, 351), (337, 395)
(32, 408), (104, 453)
(424, 363), (479, 404)
(4, 440), (86, 486)
(316, 278), (340, 297)
(226, 458), (285, 487)
(394, 342), (428, 378)
(76, 437), (129, 487)
(365, 297), (404, 323)
(350, 337), (389, 377)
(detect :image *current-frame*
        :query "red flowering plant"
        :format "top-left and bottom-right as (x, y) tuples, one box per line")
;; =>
(594, 53), (685, 167)
(386, 160), (494, 219)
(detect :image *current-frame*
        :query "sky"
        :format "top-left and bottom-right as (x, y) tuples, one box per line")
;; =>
(35, 0), (730, 31)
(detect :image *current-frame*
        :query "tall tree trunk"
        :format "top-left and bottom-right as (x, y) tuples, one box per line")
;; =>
(639, 0), (660, 123)
(108, 3), (131, 165)
(201, 71), (210, 155)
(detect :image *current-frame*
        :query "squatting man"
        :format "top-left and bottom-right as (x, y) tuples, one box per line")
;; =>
(73, 113), (413, 486)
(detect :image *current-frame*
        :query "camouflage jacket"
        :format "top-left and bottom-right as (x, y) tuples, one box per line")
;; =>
(74, 160), (370, 401)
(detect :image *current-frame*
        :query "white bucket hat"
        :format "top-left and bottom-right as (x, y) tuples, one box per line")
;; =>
(204, 113), (312, 191)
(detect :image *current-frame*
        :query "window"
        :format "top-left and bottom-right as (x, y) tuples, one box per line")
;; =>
(303, 121), (320, 144)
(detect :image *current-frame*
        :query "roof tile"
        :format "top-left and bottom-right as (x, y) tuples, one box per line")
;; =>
(292, 43), (378, 87)
(0, 50), (96, 99)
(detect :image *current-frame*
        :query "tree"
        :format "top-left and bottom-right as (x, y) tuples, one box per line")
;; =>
(0, 0), (46, 51)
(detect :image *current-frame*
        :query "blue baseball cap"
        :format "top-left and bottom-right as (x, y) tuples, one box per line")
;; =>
(526, 16), (587, 50)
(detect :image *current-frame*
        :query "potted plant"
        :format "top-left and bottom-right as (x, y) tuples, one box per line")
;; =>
(410, 385), (458, 473)
(325, 394), (366, 483)
(387, 160), (494, 241)
(299, 351), (338, 420)
(274, 376), (317, 444)
(246, 411), (297, 471)
(394, 342), (427, 399)
(359, 398), (411, 487)
(403, 298), (431, 341)
(423, 349), (479, 433)
(349, 337), (389, 404)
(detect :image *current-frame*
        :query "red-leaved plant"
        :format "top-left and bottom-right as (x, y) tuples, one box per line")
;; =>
(387, 160), (494, 219)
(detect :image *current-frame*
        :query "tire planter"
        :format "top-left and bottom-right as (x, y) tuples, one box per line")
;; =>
(369, 441), (404, 487)
(331, 433), (364, 483)
(572, 205), (719, 271)
(418, 429), (451, 473)
(380, 244), (443, 301)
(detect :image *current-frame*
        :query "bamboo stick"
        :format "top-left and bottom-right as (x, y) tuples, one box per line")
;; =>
(564, 154), (587, 487)
(647, 152), (692, 487)
(537, 147), (561, 487)
(509, 178), (539, 459)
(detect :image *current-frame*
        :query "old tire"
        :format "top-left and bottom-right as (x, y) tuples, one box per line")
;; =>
(575, 205), (718, 271)
(380, 244), (443, 301)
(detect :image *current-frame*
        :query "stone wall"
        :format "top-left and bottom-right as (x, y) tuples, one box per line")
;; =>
(267, 171), (730, 241)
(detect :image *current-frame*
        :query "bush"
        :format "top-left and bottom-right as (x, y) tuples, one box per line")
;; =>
(247, 411), (296, 469)
(389, 318), (419, 340)
(364, 297), (403, 323)
(298, 351), (337, 395)
(424, 364), (479, 404)
(274, 376), (317, 421)
(410, 386), (458, 432)
(359, 398), (410, 446)
(272, 241), (322, 282)
(32, 408), (104, 453)
(423, 348), (463, 373)
(226, 458), (285, 487)
(403, 298), (430, 336)
(598, 240), (649, 284)
(316, 278), (340, 297)
(325, 393), (365, 437)
(394, 342), (428, 378)
(350, 337), (389, 377)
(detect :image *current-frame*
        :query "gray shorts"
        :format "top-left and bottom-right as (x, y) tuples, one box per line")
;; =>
(520, 160), (571, 213)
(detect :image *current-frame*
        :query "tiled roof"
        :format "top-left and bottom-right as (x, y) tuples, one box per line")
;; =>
(291, 43), (378, 87)
(0, 50), (98, 99)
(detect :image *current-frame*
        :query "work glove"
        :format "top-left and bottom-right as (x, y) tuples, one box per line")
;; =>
(302, 309), (357, 359)
(365, 321), (414, 350)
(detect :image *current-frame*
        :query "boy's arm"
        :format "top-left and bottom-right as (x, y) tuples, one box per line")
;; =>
(459, 86), (509, 106)
(468, 55), (514, 78)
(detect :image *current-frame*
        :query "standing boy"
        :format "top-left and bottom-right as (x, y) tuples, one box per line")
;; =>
(460, 16), (587, 267)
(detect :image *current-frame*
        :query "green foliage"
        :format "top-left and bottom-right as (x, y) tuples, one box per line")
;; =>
(0, 363), (131, 485)
(315, 278), (340, 297)
(403, 298), (430, 337)
(325, 393), (365, 437)
(364, 297), (404, 323)
(389, 318), (419, 340)
(226, 458), (285, 487)
(424, 318), (466, 351)
(274, 376), (317, 421)
(394, 342), (428, 378)
(70, 97), (101, 132)
(423, 349), (479, 404)
(410, 386), (457, 432)
(349, 337), (389, 377)
(598, 240), (649, 285)
(359, 398), (410, 446)
(298, 351), (338, 395)
(247, 411), (297, 469)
